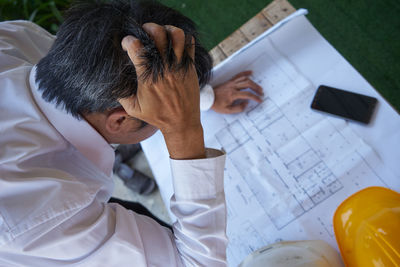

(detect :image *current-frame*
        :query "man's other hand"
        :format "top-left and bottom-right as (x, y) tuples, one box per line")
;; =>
(119, 23), (205, 160)
(212, 71), (263, 114)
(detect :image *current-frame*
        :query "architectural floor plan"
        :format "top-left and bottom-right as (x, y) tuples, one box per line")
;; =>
(202, 39), (397, 266)
(141, 16), (400, 266)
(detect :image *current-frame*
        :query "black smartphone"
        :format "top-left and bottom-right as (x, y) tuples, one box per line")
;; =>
(311, 85), (378, 124)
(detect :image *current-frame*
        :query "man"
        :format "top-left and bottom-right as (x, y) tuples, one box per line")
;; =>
(0, 0), (262, 266)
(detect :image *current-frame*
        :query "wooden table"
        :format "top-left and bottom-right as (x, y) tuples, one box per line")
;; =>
(209, 0), (296, 66)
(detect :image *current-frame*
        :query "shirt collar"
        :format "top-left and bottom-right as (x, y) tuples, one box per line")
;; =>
(29, 66), (115, 176)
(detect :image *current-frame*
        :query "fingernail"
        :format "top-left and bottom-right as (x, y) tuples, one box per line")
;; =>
(121, 35), (137, 50)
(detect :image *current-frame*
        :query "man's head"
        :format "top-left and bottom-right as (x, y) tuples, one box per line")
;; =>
(36, 0), (212, 144)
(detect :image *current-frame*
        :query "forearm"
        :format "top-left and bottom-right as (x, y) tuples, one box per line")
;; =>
(118, 23), (228, 265)
(162, 125), (206, 160)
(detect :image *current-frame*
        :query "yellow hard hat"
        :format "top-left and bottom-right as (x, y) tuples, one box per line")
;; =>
(333, 186), (400, 266)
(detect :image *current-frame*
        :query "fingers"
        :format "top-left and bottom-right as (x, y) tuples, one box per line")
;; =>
(232, 70), (252, 80)
(118, 95), (140, 117)
(142, 23), (168, 56)
(230, 70), (264, 96)
(236, 79), (264, 95)
(165, 25), (195, 62)
(143, 23), (192, 64)
(121, 35), (146, 76)
(233, 75), (248, 83)
(187, 36), (195, 61)
(227, 101), (249, 114)
(233, 91), (263, 103)
(125, 22), (192, 67)
(165, 25), (185, 62)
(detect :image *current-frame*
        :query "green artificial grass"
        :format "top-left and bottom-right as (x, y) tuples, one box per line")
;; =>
(289, 0), (400, 112)
(159, 0), (400, 112)
(0, 0), (70, 33)
(1, 0), (399, 111)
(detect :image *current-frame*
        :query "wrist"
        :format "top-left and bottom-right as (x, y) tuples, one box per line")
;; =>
(162, 125), (206, 160)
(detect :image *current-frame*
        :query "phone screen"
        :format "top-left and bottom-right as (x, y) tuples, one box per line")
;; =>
(311, 85), (378, 124)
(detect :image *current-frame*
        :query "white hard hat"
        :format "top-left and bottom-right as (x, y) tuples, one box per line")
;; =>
(239, 240), (344, 267)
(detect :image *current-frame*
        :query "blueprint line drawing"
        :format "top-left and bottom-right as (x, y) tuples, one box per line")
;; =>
(140, 18), (400, 267)
(202, 38), (399, 266)
(215, 120), (251, 154)
(216, 116), (344, 230)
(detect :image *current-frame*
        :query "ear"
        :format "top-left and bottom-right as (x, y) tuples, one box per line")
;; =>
(105, 108), (129, 134)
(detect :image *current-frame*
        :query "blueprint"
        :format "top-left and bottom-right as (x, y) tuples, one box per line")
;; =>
(141, 14), (400, 267)
(201, 38), (399, 266)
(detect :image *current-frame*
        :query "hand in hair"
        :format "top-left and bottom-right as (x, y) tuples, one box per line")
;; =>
(119, 23), (205, 160)
(212, 71), (264, 114)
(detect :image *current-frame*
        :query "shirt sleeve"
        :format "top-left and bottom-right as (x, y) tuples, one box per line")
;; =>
(200, 84), (215, 111)
(0, 20), (228, 267)
(0, 20), (55, 66)
(105, 148), (228, 267)
(170, 148), (228, 266)
(2, 149), (227, 267)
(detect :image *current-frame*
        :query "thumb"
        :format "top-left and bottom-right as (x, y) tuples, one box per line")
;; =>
(121, 36), (146, 79)
(118, 95), (141, 117)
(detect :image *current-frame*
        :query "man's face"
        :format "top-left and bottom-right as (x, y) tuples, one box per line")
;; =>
(83, 111), (158, 145)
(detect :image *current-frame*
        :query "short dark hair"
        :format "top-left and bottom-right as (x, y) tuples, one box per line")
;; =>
(36, 0), (212, 117)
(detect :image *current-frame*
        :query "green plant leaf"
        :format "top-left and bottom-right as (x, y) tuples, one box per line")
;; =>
(22, 0), (29, 19)
(29, 8), (39, 21)
(35, 13), (54, 25)
(49, 1), (63, 23)
(37, 2), (52, 11)
(50, 23), (58, 32)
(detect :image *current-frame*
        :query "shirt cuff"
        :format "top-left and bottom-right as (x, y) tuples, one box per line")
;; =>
(200, 84), (215, 111)
(170, 148), (225, 200)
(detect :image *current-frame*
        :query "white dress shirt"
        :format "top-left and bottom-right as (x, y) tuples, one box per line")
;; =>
(0, 20), (227, 266)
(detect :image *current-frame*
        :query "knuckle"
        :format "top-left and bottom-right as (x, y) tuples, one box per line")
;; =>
(172, 27), (185, 39)
(130, 39), (142, 49)
(152, 26), (166, 37)
(168, 27), (185, 43)
(144, 23), (166, 38)
(166, 25), (183, 34)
